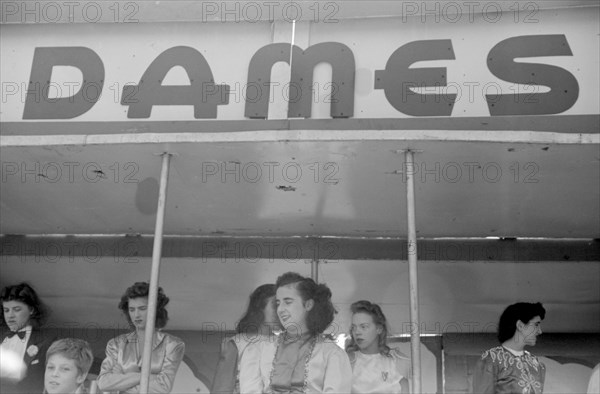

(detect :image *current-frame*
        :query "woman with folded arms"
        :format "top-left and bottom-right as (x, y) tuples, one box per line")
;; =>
(98, 282), (185, 394)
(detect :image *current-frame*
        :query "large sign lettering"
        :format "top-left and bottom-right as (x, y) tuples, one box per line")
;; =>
(121, 46), (229, 119)
(23, 47), (104, 119)
(486, 35), (579, 115)
(245, 42), (355, 119)
(22, 35), (579, 120)
(375, 39), (456, 116)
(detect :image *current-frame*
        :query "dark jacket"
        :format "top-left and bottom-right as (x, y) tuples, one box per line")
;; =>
(1, 328), (56, 394)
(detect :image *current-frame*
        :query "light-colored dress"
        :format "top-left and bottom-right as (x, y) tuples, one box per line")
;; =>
(97, 331), (185, 394)
(349, 348), (410, 394)
(473, 346), (545, 394)
(212, 333), (267, 394)
(239, 333), (352, 393)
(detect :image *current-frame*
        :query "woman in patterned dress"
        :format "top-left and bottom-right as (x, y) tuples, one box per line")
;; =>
(346, 300), (410, 393)
(473, 302), (546, 394)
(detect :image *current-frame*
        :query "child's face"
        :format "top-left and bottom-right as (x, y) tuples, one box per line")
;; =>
(45, 353), (85, 394)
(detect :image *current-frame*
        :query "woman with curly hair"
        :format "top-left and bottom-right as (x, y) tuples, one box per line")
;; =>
(1, 282), (54, 394)
(346, 300), (410, 393)
(97, 282), (185, 393)
(211, 284), (280, 394)
(239, 272), (351, 393)
(473, 302), (546, 394)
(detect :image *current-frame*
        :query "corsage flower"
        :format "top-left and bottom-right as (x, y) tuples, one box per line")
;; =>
(26, 345), (39, 357)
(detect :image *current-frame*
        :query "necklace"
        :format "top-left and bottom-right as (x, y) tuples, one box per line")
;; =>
(269, 332), (318, 393)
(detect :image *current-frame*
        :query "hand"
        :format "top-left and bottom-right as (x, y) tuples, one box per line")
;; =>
(113, 364), (125, 374)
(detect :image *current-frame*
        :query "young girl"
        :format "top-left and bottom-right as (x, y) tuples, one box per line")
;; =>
(211, 284), (280, 394)
(473, 302), (546, 394)
(97, 282), (185, 394)
(239, 272), (351, 393)
(346, 300), (410, 394)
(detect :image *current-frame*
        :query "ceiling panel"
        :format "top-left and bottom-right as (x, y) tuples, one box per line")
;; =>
(1, 138), (598, 238)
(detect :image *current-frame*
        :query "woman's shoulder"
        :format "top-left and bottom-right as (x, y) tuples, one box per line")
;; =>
(161, 332), (185, 347)
(523, 350), (544, 369)
(316, 335), (341, 347)
(242, 333), (277, 353)
(390, 347), (410, 361)
(108, 332), (133, 345)
(315, 336), (349, 358)
(479, 345), (513, 364)
(231, 332), (269, 345)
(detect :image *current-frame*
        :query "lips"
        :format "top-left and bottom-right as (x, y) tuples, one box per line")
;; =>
(279, 315), (290, 323)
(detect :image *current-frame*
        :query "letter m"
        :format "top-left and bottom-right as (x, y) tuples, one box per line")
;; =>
(245, 42), (355, 119)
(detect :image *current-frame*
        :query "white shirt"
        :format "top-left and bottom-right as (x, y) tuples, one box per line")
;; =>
(351, 350), (410, 394)
(0, 326), (32, 380)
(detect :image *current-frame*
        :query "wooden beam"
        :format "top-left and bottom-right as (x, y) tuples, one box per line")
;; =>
(1, 235), (598, 262)
(1, 115), (599, 141)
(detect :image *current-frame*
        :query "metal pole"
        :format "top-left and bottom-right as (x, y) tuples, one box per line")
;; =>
(405, 150), (422, 394)
(140, 153), (171, 394)
(311, 259), (318, 283)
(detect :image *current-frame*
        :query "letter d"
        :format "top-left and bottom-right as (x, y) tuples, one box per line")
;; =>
(23, 47), (104, 119)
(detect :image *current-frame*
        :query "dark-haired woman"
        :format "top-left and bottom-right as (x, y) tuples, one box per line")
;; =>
(97, 282), (185, 394)
(211, 284), (280, 394)
(1, 282), (54, 394)
(239, 272), (352, 393)
(473, 302), (546, 394)
(347, 300), (410, 394)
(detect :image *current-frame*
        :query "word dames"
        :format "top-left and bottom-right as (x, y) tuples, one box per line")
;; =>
(22, 35), (578, 119)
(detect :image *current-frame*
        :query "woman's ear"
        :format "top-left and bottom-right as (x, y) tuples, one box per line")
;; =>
(304, 299), (314, 311)
(516, 320), (525, 331)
